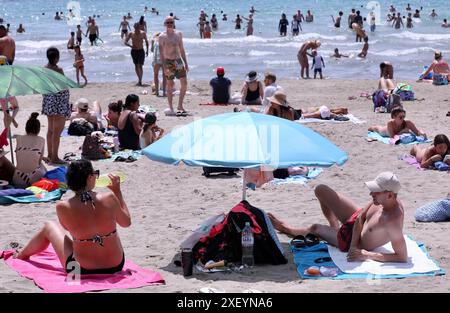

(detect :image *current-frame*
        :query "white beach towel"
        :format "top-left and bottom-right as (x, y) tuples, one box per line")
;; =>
(328, 235), (440, 275)
(297, 114), (366, 124)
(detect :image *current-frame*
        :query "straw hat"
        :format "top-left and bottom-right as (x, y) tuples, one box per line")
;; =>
(268, 90), (289, 107)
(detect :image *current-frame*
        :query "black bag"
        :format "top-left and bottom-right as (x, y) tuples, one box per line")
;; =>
(192, 201), (288, 265)
(68, 118), (94, 136)
(202, 166), (239, 177)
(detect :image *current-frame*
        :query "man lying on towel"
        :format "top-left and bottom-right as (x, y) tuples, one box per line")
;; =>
(269, 172), (407, 263)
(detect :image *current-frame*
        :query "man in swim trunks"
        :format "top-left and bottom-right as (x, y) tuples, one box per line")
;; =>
(159, 16), (189, 115)
(125, 23), (149, 86)
(0, 25), (15, 64)
(269, 172), (407, 262)
(85, 19), (99, 46)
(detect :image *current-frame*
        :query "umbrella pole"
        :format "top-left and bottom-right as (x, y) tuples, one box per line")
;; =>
(8, 128), (15, 166)
(242, 175), (247, 201)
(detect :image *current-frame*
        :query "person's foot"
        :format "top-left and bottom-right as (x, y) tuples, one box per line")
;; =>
(50, 158), (68, 165)
(268, 213), (295, 236)
(43, 156), (51, 164)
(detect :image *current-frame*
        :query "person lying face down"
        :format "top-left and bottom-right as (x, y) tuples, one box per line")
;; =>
(410, 134), (450, 168)
(269, 172), (408, 263)
(368, 107), (427, 139)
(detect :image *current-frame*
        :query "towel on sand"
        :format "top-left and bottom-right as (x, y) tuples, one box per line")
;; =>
(298, 114), (366, 124)
(0, 246), (164, 293)
(401, 154), (425, 170)
(367, 132), (431, 145)
(271, 168), (323, 185)
(0, 189), (64, 205)
(291, 236), (444, 279)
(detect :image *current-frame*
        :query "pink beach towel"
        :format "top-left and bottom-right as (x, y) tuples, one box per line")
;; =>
(402, 155), (425, 171)
(0, 247), (165, 293)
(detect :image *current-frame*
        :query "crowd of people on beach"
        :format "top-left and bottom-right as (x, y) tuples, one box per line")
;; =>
(0, 4), (449, 280)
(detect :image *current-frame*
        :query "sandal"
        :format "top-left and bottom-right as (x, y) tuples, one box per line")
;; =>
(114, 156), (127, 162)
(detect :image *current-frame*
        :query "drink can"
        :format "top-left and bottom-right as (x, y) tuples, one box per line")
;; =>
(181, 248), (193, 277)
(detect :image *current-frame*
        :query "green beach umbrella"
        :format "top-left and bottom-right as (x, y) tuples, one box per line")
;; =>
(0, 65), (79, 99)
(0, 65), (79, 165)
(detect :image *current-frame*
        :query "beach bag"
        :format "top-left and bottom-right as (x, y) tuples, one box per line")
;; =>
(372, 89), (388, 112)
(202, 167), (239, 177)
(433, 74), (449, 86)
(192, 201), (287, 265)
(394, 83), (415, 101)
(81, 135), (107, 160)
(68, 118), (94, 136)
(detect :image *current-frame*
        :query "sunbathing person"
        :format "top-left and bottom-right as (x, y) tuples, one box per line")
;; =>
(410, 134), (450, 168)
(301, 105), (348, 120)
(368, 107), (427, 139)
(15, 159), (131, 275)
(269, 172), (407, 262)
(0, 113), (47, 188)
(265, 90), (295, 121)
(70, 98), (98, 130)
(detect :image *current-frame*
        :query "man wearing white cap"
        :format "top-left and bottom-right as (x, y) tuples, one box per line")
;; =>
(269, 171), (407, 263)
(70, 98), (98, 129)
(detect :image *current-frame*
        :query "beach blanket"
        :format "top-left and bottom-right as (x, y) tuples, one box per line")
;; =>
(271, 168), (323, 185)
(0, 189), (64, 205)
(367, 132), (431, 145)
(291, 236), (444, 280)
(0, 246), (165, 293)
(401, 154), (425, 171)
(298, 114), (366, 125)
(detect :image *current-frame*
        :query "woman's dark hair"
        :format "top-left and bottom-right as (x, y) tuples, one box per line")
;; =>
(125, 94), (139, 109)
(390, 107), (405, 118)
(66, 159), (94, 192)
(46, 47), (60, 65)
(143, 112), (157, 132)
(108, 100), (123, 113)
(25, 112), (40, 135)
(433, 134), (450, 148)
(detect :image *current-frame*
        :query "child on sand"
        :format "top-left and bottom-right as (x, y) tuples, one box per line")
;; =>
(139, 112), (164, 149)
(311, 50), (325, 79)
(73, 45), (87, 86)
(368, 107), (427, 139)
(410, 134), (450, 168)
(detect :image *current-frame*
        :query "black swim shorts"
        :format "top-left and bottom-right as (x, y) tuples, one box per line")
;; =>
(131, 49), (145, 65)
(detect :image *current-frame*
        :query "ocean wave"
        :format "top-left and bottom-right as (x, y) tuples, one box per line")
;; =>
(248, 50), (276, 57)
(264, 60), (297, 66)
(371, 47), (437, 57)
(16, 40), (67, 49)
(385, 31), (450, 41)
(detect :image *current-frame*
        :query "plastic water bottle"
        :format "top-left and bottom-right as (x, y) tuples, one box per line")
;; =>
(241, 222), (254, 267)
(113, 137), (120, 153)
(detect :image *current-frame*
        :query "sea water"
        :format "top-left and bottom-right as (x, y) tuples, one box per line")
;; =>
(1, 0), (449, 82)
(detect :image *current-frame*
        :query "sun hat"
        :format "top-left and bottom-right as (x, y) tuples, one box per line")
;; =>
(245, 71), (259, 82)
(268, 90), (289, 107)
(365, 171), (401, 194)
(75, 98), (89, 110)
(216, 67), (225, 75)
(319, 105), (331, 119)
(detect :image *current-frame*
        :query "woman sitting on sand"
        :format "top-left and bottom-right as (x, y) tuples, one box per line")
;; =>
(0, 113), (47, 188)
(118, 94), (143, 150)
(105, 101), (123, 130)
(15, 159), (131, 275)
(139, 112), (165, 149)
(266, 90), (295, 121)
(368, 107), (427, 139)
(410, 134), (450, 168)
(241, 71), (264, 105)
(420, 51), (450, 85)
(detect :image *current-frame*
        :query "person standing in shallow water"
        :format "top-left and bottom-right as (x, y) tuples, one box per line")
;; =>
(124, 23), (149, 86)
(279, 13), (289, 37)
(242, 14), (254, 36)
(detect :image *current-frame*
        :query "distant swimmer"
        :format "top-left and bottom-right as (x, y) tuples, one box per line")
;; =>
(392, 13), (404, 29)
(235, 14), (242, 29)
(406, 13), (413, 28)
(54, 12), (62, 20)
(211, 14), (218, 31)
(291, 14), (302, 36)
(369, 12), (376, 32)
(138, 16), (147, 33)
(305, 10), (314, 23)
(331, 11), (344, 28)
(406, 3), (412, 11)
(86, 16), (93, 28)
(442, 19), (450, 28)
(16, 24), (25, 34)
(354, 10), (363, 26)
(352, 22), (366, 42)
(413, 9), (420, 18)
(196, 18), (205, 38)
(279, 13), (289, 37)
(386, 14), (394, 22)
(358, 36), (369, 59)
(204, 21), (212, 39)
(297, 39), (321, 79)
(348, 8), (356, 29)
(169, 12), (179, 29)
(250, 6), (258, 14)
(430, 9), (438, 18)
(222, 13), (227, 21)
(151, 8), (159, 15)
(199, 10), (208, 21)
(296, 10), (305, 23)
(332, 48), (349, 58)
(389, 4), (396, 13)
(124, 22), (149, 86)
(127, 12), (133, 20)
(76, 25), (83, 45)
(242, 14), (254, 36)
(119, 16), (131, 39)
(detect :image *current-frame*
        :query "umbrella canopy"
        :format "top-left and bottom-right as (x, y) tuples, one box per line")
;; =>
(143, 112), (348, 169)
(0, 65), (79, 99)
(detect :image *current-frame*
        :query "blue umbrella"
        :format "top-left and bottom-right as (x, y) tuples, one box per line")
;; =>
(143, 112), (348, 198)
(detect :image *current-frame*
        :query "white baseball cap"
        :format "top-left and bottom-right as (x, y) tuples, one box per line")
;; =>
(365, 172), (401, 194)
(319, 105), (331, 119)
(76, 98), (89, 110)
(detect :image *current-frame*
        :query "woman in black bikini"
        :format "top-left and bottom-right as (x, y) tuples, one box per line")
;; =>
(241, 71), (264, 105)
(15, 159), (131, 275)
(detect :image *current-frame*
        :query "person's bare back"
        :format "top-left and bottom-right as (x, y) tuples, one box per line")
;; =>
(0, 33), (15, 63)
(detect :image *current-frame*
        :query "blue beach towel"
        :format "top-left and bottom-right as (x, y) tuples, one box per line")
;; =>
(271, 168), (323, 185)
(291, 236), (444, 280)
(415, 198), (450, 222)
(367, 132), (431, 145)
(0, 189), (64, 205)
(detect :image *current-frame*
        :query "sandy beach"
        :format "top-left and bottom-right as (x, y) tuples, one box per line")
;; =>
(0, 79), (449, 293)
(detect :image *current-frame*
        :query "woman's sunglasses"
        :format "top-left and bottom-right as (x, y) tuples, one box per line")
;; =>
(91, 170), (100, 178)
